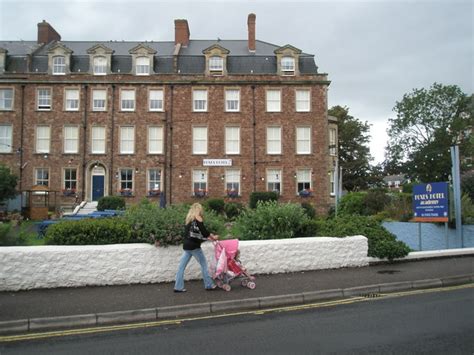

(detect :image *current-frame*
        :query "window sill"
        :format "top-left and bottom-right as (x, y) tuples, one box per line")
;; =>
(0, 109), (13, 112)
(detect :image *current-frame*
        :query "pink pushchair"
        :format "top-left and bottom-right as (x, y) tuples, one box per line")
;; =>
(212, 239), (256, 291)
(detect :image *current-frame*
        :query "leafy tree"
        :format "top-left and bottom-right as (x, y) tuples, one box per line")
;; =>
(385, 83), (472, 182)
(0, 164), (18, 203)
(328, 105), (373, 191)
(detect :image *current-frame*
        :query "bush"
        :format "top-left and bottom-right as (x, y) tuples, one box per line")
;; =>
(97, 196), (126, 211)
(249, 191), (279, 209)
(204, 198), (225, 215)
(338, 192), (366, 216)
(236, 201), (315, 240)
(301, 202), (316, 219)
(461, 172), (474, 202)
(461, 193), (474, 224)
(383, 193), (413, 222)
(45, 218), (133, 245)
(363, 189), (390, 215)
(402, 182), (416, 194)
(0, 222), (30, 246)
(224, 202), (244, 221)
(315, 215), (410, 261)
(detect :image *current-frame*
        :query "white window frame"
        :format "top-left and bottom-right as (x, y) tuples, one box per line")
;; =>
(64, 125), (79, 154)
(267, 169), (282, 194)
(149, 89), (164, 112)
(35, 168), (49, 186)
(65, 89), (80, 111)
(91, 126), (106, 154)
(36, 125), (51, 153)
(296, 126), (311, 154)
(0, 88), (13, 111)
(225, 126), (240, 155)
(136, 56), (150, 76)
(209, 56), (224, 72)
(92, 89), (107, 111)
(297, 169), (312, 194)
(37, 88), (52, 111)
(148, 126), (163, 154)
(148, 169), (162, 192)
(193, 169), (208, 195)
(63, 168), (77, 190)
(0, 124), (12, 153)
(295, 89), (310, 112)
(93, 56), (107, 75)
(52, 56), (66, 75)
(120, 89), (135, 112)
(330, 170), (335, 196)
(266, 89), (281, 112)
(193, 126), (208, 155)
(267, 126), (282, 155)
(225, 169), (240, 196)
(120, 126), (135, 154)
(193, 89), (208, 112)
(120, 168), (134, 191)
(281, 56), (295, 75)
(329, 128), (337, 156)
(225, 89), (240, 112)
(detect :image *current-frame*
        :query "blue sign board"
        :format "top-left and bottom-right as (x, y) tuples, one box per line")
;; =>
(413, 182), (449, 222)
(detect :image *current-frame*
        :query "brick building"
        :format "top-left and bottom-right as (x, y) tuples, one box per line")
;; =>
(0, 14), (335, 214)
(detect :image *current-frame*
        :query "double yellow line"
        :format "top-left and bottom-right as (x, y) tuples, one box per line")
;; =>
(1, 283), (472, 343)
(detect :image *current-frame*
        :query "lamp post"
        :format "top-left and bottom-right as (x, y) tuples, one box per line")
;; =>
(450, 145), (463, 246)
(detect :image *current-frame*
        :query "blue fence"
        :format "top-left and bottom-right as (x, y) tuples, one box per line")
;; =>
(383, 222), (474, 251)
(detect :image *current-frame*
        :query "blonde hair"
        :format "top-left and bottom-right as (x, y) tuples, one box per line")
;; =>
(186, 203), (204, 224)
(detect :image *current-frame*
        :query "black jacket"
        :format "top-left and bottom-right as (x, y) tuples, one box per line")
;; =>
(183, 219), (211, 250)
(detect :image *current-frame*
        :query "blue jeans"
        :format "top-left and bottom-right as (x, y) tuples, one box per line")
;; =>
(174, 248), (214, 290)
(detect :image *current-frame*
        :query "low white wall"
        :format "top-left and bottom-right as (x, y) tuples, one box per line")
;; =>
(0, 236), (368, 291)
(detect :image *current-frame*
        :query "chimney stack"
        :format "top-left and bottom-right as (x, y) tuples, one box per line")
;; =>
(247, 13), (256, 52)
(174, 19), (190, 47)
(37, 20), (61, 44)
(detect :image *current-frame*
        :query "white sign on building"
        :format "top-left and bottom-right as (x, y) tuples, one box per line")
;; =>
(203, 159), (232, 166)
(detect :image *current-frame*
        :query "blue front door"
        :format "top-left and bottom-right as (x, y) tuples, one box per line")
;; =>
(92, 176), (105, 201)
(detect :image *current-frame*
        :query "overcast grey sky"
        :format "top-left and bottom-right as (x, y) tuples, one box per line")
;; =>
(1, 0), (472, 163)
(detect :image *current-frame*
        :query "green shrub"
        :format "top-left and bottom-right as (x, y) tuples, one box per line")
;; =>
(402, 182), (415, 194)
(0, 223), (12, 246)
(236, 201), (314, 240)
(315, 215), (410, 260)
(204, 198), (225, 215)
(461, 193), (474, 224)
(363, 189), (390, 215)
(249, 191), (279, 209)
(0, 222), (31, 246)
(224, 202), (244, 221)
(338, 192), (366, 216)
(301, 202), (316, 219)
(45, 218), (133, 245)
(124, 201), (226, 246)
(383, 193), (413, 222)
(461, 172), (474, 202)
(97, 196), (126, 211)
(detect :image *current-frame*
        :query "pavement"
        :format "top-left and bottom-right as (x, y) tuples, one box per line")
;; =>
(0, 255), (473, 335)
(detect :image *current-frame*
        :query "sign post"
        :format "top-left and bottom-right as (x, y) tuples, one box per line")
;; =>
(413, 182), (449, 251)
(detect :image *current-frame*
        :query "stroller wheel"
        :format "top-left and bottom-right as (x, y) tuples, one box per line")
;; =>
(247, 281), (256, 290)
(216, 280), (223, 288)
(223, 284), (231, 292)
(241, 279), (248, 287)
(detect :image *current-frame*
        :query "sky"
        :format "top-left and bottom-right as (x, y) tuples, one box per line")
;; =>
(0, 0), (472, 164)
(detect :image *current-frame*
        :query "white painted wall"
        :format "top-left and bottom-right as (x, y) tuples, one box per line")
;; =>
(0, 236), (368, 291)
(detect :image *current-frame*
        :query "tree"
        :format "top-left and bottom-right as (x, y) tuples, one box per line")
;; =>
(0, 164), (18, 203)
(385, 83), (472, 182)
(328, 105), (373, 191)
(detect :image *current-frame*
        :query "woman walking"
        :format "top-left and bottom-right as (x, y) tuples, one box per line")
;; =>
(174, 203), (218, 292)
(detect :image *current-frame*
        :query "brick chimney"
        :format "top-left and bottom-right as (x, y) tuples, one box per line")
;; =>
(37, 20), (61, 44)
(174, 19), (190, 47)
(247, 13), (256, 52)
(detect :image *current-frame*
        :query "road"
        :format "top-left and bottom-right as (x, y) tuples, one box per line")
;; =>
(1, 286), (473, 354)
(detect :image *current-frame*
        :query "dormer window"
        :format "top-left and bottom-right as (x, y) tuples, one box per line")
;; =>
(281, 56), (295, 75)
(52, 56), (66, 75)
(93, 56), (107, 75)
(209, 56), (224, 75)
(136, 56), (150, 75)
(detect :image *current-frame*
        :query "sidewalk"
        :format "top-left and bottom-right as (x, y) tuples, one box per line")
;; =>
(0, 256), (472, 334)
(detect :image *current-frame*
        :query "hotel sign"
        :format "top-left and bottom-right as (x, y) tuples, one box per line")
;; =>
(413, 182), (448, 222)
(203, 159), (232, 167)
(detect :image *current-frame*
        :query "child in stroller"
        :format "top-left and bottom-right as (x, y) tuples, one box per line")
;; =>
(212, 239), (256, 291)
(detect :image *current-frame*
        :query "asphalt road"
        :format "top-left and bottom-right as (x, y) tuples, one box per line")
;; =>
(1, 286), (472, 354)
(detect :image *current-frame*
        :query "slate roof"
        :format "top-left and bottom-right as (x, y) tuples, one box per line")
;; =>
(0, 39), (319, 75)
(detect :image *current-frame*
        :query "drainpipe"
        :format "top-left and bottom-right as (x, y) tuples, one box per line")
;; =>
(19, 85), (25, 208)
(81, 85), (88, 201)
(169, 85), (174, 204)
(251, 85), (257, 192)
(110, 85), (116, 195)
